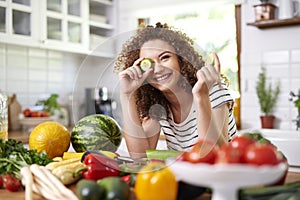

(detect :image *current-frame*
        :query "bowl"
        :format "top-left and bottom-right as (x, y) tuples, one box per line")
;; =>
(19, 115), (53, 133)
(166, 159), (287, 200)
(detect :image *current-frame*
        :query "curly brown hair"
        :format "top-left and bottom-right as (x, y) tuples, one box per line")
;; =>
(114, 22), (205, 120)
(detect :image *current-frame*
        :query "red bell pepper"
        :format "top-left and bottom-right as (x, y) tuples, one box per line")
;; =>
(81, 153), (120, 181)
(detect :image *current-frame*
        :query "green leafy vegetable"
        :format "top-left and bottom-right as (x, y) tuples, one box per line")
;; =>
(36, 93), (61, 115)
(0, 139), (53, 179)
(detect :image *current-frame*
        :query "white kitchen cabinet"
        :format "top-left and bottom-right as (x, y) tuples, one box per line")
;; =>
(39, 0), (88, 54)
(0, 0), (40, 47)
(88, 0), (117, 57)
(0, 0), (118, 57)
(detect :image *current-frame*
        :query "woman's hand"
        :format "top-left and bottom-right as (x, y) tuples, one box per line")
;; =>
(119, 57), (153, 96)
(192, 53), (221, 97)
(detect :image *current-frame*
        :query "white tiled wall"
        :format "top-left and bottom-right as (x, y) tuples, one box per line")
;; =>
(240, 2), (300, 130)
(0, 44), (81, 108)
(0, 43), (121, 126)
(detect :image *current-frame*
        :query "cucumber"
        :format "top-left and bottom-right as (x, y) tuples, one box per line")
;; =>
(239, 181), (300, 200)
(207, 53), (215, 65)
(146, 150), (182, 161)
(140, 58), (153, 72)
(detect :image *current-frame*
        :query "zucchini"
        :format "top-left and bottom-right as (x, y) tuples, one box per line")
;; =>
(239, 181), (300, 200)
(140, 58), (154, 72)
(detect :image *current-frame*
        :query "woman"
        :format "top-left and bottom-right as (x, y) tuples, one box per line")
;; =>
(114, 22), (237, 158)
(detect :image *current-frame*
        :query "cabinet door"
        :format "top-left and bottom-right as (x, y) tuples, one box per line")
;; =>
(0, 0), (39, 46)
(41, 0), (87, 53)
(88, 0), (116, 57)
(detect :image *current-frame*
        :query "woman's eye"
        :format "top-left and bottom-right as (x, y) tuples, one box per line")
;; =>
(161, 55), (170, 61)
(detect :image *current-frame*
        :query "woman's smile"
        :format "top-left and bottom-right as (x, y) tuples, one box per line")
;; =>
(154, 72), (172, 82)
(140, 39), (181, 91)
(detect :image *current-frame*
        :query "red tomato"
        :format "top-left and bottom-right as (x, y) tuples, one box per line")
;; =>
(215, 144), (241, 164)
(0, 176), (3, 188)
(244, 143), (279, 166)
(23, 108), (31, 117)
(30, 111), (41, 117)
(230, 135), (255, 162)
(184, 140), (218, 164)
(3, 174), (21, 192)
(40, 111), (50, 117)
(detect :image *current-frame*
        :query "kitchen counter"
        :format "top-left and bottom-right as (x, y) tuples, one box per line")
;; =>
(5, 131), (300, 199)
(8, 129), (167, 144)
(8, 130), (31, 144)
(0, 171), (300, 200)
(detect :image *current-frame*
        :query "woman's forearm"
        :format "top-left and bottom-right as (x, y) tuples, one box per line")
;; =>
(120, 94), (153, 157)
(194, 95), (228, 146)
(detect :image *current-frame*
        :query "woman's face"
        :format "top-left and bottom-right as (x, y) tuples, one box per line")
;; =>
(140, 39), (181, 92)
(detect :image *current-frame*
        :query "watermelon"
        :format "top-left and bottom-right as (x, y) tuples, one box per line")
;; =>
(71, 114), (122, 152)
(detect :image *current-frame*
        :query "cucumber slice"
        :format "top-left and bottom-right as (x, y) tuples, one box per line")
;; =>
(140, 58), (153, 72)
(207, 53), (215, 66)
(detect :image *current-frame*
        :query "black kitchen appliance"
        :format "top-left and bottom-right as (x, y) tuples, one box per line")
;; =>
(85, 87), (115, 117)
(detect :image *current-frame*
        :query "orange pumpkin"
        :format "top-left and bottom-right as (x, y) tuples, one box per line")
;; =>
(29, 121), (70, 159)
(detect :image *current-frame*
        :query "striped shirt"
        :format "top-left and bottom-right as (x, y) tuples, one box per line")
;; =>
(158, 83), (237, 151)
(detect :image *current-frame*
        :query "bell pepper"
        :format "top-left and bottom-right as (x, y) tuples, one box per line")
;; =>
(81, 153), (120, 181)
(134, 162), (178, 200)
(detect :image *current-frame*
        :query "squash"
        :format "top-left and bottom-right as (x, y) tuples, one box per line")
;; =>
(29, 121), (70, 159)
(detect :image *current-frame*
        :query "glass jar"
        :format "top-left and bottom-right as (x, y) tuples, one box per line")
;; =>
(0, 91), (8, 141)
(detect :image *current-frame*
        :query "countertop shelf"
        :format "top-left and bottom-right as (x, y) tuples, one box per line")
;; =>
(247, 17), (300, 29)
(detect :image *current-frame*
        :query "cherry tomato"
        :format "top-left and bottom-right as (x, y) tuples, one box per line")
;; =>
(121, 175), (131, 184)
(30, 111), (41, 117)
(23, 108), (31, 117)
(40, 111), (50, 117)
(215, 144), (241, 164)
(0, 176), (3, 188)
(184, 140), (217, 164)
(230, 135), (255, 162)
(3, 174), (21, 192)
(244, 143), (279, 166)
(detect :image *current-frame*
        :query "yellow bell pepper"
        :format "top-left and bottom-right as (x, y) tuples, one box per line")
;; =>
(135, 162), (178, 200)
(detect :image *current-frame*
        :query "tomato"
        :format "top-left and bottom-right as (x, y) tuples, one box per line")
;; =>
(3, 174), (21, 192)
(230, 135), (255, 162)
(0, 176), (3, 188)
(135, 162), (178, 200)
(40, 111), (50, 117)
(30, 111), (41, 117)
(184, 140), (217, 164)
(23, 108), (31, 117)
(244, 143), (279, 166)
(215, 144), (241, 164)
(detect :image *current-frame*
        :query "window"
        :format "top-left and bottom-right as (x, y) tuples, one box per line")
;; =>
(149, 2), (241, 128)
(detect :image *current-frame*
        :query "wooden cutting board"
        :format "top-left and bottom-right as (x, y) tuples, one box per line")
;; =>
(8, 93), (22, 131)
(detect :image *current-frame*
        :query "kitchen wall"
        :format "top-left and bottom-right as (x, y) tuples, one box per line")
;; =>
(118, 0), (300, 131)
(0, 44), (78, 107)
(241, 1), (300, 130)
(1, 0), (300, 131)
(0, 43), (118, 126)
